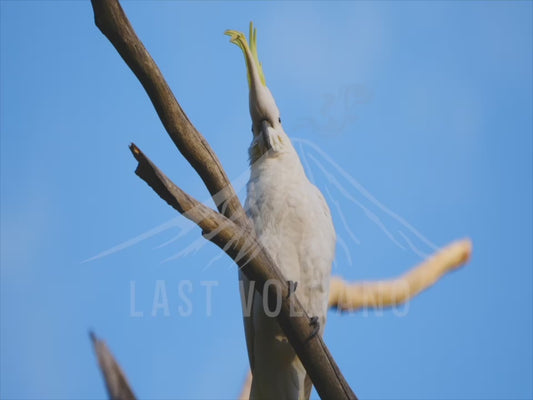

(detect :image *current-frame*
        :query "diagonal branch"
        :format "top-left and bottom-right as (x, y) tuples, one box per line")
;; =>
(90, 331), (136, 400)
(329, 239), (472, 311)
(130, 143), (225, 233)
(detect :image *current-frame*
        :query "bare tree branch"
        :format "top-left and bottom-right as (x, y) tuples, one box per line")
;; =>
(130, 143), (228, 233)
(329, 239), (472, 311)
(90, 331), (136, 400)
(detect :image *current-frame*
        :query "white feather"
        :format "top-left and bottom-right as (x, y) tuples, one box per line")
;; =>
(242, 127), (335, 400)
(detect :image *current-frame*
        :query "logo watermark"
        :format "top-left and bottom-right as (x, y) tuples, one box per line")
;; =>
(130, 278), (411, 318)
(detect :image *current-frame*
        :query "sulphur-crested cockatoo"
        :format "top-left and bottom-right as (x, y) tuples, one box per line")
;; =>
(225, 23), (336, 400)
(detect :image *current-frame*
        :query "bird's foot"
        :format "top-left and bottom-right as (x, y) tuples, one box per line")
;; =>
(287, 280), (298, 298)
(307, 316), (320, 341)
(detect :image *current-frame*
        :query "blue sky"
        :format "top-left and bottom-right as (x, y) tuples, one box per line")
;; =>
(1, 1), (531, 399)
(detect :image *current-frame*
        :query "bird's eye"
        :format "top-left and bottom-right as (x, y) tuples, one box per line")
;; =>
(251, 125), (254, 133)
(278, 117), (281, 123)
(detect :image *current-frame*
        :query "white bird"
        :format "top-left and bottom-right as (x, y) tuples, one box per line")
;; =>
(225, 23), (336, 400)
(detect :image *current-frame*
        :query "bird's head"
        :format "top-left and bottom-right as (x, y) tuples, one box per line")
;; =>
(225, 23), (291, 164)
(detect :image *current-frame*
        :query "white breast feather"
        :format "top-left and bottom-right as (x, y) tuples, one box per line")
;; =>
(242, 147), (336, 400)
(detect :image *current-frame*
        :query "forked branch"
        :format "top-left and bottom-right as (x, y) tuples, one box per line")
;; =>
(90, 0), (247, 227)
(129, 144), (357, 400)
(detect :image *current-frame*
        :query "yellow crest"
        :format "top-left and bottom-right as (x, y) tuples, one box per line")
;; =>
(225, 22), (266, 87)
